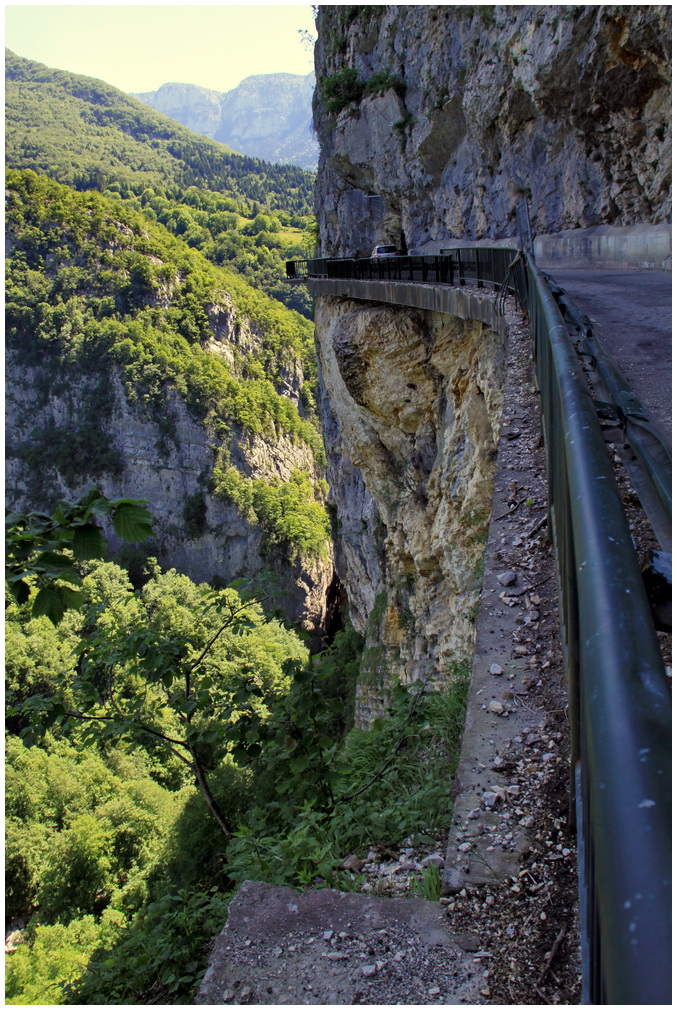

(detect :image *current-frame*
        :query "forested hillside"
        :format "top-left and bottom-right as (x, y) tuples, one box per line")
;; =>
(6, 169), (328, 604)
(5, 50), (316, 317)
(6, 50), (312, 209)
(5, 534), (465, 1003)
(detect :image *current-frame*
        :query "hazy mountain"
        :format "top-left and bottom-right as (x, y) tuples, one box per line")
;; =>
(134, 73), (318, 170)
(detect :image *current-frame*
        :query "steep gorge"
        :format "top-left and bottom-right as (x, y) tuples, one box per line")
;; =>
(311, 4), (670, 714)
(5, 172), (332, 633)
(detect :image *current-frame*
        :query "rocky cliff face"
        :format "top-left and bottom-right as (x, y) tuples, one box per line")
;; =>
(314, 5), (671, 255)
(316, 294), (506, 718)
(6, 318), (331, 637)
(135, 73), (319, 170)
(134, 82), (224, 138)
(311, 5), (670, 715)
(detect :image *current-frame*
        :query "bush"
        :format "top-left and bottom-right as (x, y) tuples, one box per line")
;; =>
(182, 492), (208, 539)
(320, 68), (365, 114)
(36, 815), (113, 923)
(65, 888), (231, 1005)
(226, 672), (470, 888)
(320, 68), (406, 115)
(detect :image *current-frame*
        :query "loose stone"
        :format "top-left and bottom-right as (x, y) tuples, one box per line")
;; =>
(342, 854), (364, 872)
(421, 853), (445, 869)
(498, 571), (517, 586)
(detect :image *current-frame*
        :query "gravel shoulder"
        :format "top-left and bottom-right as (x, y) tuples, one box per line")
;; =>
(440, 297), (581, 1005)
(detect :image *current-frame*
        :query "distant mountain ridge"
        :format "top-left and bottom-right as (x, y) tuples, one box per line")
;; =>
(5, 50), (313, 212)
(134, 72), (318, 170)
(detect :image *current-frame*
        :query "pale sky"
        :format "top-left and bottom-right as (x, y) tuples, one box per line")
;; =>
(4, 3), (317, 94)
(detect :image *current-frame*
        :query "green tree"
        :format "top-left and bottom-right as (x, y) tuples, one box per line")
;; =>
(5, 910), (124, 1006)
(17, 562), (307, 843)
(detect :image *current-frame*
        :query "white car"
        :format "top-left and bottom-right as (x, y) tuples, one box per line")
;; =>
(370, 244), (399, 258)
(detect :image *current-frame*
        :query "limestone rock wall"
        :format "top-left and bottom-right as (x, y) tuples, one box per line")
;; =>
(5, 362), (331, 635)
(314, 5), (671, 255)
(315, 295), (506, 719)
(311, 4), (670, 716)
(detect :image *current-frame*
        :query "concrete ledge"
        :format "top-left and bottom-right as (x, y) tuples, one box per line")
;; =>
(307, 277), (509, 333)
(196, 882), (486, 1005)
(414, 223), (671, 271)
(441, 309), (560, 894)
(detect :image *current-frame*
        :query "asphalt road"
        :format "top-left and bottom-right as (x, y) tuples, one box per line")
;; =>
(549, 269), (672, 441)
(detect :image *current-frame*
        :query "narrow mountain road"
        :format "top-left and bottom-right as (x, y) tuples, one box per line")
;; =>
(548, 269), (672, 441)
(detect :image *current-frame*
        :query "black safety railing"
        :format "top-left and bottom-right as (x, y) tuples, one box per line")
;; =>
(287, 249), (671, 1004)
(286, 248), (528, 307)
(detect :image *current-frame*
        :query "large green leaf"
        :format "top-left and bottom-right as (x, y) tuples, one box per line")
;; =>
(57, 584), (83, 611)
(32, 587), (66, 625)
(72, 523), (106, 561)
(112, 503), (154, 542)
(33, 551), (78, 580)
(10, 578), (31, 604)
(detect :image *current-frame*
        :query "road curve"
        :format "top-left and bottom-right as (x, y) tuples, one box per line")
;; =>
(548, 269), (672, 441)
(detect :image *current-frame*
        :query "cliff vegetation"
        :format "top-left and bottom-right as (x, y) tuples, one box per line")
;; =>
(6, 169), (329, 590)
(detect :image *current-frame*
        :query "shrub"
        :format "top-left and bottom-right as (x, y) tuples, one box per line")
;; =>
(64, 889), (231, 1005)
(319, 68), (365, 114)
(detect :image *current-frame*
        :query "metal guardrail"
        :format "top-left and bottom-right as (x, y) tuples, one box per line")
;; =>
(516, 198), (535, 258)
(544, 274), (672, 551)
(287, 249), (671, 1004)
(525, 255), (671, 1004)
